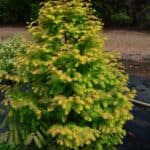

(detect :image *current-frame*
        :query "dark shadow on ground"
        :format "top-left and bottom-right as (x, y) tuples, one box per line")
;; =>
(118, 75), (150, 150)
(118, 106), (150, 150)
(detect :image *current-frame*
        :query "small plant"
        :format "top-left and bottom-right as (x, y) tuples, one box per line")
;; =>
(0, 0), (135, 149)
(0, 36), (26, 72)
(0, 36), (26, 82)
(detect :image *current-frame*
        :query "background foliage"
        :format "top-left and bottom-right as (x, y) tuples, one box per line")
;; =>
(0, 0), (40, 24)
(0, 0), (149, 28)
(0, 36), (26, 76)
(92, 0), (150, 28)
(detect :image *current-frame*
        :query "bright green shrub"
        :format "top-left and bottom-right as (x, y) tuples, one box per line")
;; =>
(0, 0), (135, 149)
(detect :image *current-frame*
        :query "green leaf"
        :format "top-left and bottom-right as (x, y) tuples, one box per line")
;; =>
(34, 135), (42, 149)
(36, 131), (45, 144)
(24, 133), (34, 145)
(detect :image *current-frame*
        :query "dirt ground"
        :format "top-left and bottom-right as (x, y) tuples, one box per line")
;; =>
(104, 29), (150, 79)
(105, 29), (150, 60)
(0, 26), (27, 40)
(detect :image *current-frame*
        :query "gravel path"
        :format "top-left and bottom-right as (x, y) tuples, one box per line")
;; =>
(105, 29), (150, 60)
(104, 29), (150, 79)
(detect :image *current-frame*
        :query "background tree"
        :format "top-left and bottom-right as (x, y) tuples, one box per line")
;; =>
(0, 0), (149, 28)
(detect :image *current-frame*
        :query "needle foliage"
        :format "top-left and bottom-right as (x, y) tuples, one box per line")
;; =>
(0, 0), (135, 149)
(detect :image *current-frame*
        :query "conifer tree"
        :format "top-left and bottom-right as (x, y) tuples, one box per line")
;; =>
(0, 0), (135, 149)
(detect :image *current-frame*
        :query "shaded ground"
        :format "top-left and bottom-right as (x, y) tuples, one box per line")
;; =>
(119, 75), (150, 150)
(128, 76), (150, 104)
(118, 106), (150, 150)
(0, 27), (150, 149)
